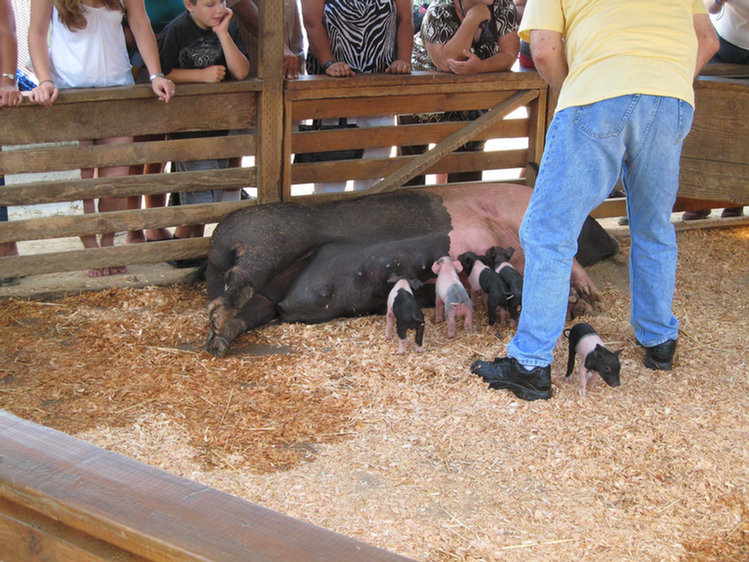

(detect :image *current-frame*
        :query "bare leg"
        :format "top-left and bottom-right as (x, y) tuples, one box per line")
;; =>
(81, 137), (132, 276)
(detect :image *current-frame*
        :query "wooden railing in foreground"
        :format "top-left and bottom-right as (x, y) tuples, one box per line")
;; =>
(0, 410), (416, 562)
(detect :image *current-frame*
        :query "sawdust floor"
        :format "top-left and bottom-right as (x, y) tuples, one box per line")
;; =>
(1, 225), (747, 562)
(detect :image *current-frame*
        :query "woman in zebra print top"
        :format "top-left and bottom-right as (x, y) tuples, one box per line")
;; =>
(300, 0), (413, 193)
(302, 0), (413, 77)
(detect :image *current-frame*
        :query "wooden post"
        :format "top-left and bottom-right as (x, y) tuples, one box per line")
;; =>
(255, 0), (284, 203)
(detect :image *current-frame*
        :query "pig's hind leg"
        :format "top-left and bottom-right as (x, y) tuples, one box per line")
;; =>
(208, 245), (316, 335)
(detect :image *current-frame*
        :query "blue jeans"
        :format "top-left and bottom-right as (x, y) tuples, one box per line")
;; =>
(507, 95), (694, 367)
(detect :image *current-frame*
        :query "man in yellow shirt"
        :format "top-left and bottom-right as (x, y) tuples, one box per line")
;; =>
(472, 0), (719, 400)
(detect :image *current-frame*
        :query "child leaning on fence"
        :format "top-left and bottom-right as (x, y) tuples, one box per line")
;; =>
(27, 0), (175, 277)
(157, 0), (249, 267)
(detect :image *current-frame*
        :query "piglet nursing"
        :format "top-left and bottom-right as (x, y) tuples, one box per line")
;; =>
(485, 246), (523, 327)
(458, 251), (508, 326)
(431, 256), (473, 338)
(385, 275), (425, 353)
(564, 322), (622, 395)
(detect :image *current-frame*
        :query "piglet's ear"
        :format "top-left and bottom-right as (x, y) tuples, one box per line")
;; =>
(614, 349), (623, 357)
(453, 259), (463, 273)
(505, 247), (516, 260)
(431, 261), (441, 274)
(410, 278), (424, 291)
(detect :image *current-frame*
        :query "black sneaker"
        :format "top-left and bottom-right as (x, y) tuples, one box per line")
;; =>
(470, 357), (552, 401)
(640, 339), (677, 371)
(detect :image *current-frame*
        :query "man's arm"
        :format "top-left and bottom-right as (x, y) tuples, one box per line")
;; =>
(529, 29), (567, 93)
(693, 13), (719, 76)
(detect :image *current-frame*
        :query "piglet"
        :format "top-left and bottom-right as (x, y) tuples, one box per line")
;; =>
(458, 251), (509, 326)
(431, 256), (473, 338)
(485, 246), (523, 327)
(564, 323), (622, 395)
(385, 275), (425, 354)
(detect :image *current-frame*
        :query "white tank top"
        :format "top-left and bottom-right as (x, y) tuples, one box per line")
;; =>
(712, 0), (749, 51)
(49, 4), (134, 89)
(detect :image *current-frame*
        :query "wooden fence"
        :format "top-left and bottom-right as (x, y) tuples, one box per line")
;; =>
(0, 70), (551, 279)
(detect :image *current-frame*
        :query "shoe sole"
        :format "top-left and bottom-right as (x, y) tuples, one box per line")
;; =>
(643, 357), (673, 371)
(486, 380), (552, 401)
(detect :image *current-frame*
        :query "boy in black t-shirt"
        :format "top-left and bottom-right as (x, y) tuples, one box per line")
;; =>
(159, 0), (249, 256)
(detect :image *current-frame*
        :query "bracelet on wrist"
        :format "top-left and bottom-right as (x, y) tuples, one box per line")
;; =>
(149, 72), (165, 82)
(322, 60), (335, 71)
(1, 72), (16, 82)
(38, 79), (54, 86)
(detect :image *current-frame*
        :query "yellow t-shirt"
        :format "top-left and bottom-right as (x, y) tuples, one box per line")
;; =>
(518, 0), (707, 111)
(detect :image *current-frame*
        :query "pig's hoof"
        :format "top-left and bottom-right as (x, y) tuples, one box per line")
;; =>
(209, 302), (233, 333)
(206, 330), (230, 357)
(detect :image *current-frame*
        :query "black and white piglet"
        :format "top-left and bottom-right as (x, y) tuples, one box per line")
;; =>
(484, 246), (523, 327)
(458, 251), (509, 326)
(385, 275), (425, 354)
(564, 323), (622, 395)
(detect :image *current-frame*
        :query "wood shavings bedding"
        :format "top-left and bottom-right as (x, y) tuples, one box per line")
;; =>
(1, 226), (747, 562)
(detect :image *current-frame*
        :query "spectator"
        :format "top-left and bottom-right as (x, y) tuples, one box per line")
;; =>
(228, 0), (305, 80)
(301, 0), (413, 194)
(513, 0), (534, 69)
(28, 0), (174, 277)
(124, 0), (186, 245)
(684, 0), (748, 220)
(158, 0), (249, 267)
(1, 0), (22, 284)
(470, 1), (718, 400)
(401, 0), (519, 185)
(0, 0), (22, 109)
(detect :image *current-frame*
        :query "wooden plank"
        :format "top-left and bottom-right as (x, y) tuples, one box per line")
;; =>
(699, 62), (749, 77)
(3, 90), (256, 146)
(0, 411), (416, 562)
(291, 149), (528, 186)
(0, 237), (210, 276)
(684, 80), (749, 164)
(0, 134), (257, 175)
(678, 158), (749, 205)
(285, 70), (548, 100)
(0, 200), (253, 244)
(0, 167), (256, 206)
(0, 498), (151, 562)
(589, 198), (626, 219)
(368, 90), (538, 193)
(292, 90), (518, 121)
(525, 88), (547, 185)
(290, 119), (529, 154)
